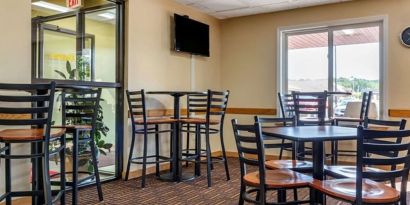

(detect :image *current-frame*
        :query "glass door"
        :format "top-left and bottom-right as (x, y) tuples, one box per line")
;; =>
(32, 0), (124, 181)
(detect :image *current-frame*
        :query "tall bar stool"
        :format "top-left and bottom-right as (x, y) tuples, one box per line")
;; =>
(52, 87), (103, 204)
(125, 89), (177, 188)
(0, 82), (66, 205)
(180, 90), (230, 187)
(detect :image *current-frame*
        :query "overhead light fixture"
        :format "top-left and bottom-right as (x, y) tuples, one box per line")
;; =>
(32, 1), (72, 13)
(342, 29), (355, 35)
(98, 13), (116, 20)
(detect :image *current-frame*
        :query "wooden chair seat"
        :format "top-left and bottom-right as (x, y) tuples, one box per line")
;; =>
(134, 117), (178, 125)
(310, 178), (400, 204)
(0, 128), (66, 142)
(265, 160), (313, 170)
(53, 125), (92, 131)
(326, 165), (386, 179)
(179, 117), (219, 125)
(243, 169), (312, 189)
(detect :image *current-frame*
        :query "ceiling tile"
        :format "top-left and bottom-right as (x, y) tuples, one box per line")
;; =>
(175, 0), (351, 19)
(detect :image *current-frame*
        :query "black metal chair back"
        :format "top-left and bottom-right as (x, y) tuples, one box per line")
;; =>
(61, 87), (102, 135)
(206, 90), (229, 126)
(292, 91), (328, 126)
(278, 93), (295, 119)
(359, 91), (373, 122)
(0, 82), (56, 139)
(231, 119), (266, 203)
(126, 89), (148, 133)
(255, 116), (295, 160)
(186, 93), (208, 118)
(356, 126), (410, 205)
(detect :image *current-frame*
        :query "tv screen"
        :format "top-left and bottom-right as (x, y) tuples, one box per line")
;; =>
(174, 14), (210, 57)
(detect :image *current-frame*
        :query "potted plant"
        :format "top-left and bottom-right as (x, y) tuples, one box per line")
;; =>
(54, 58), (113, 172)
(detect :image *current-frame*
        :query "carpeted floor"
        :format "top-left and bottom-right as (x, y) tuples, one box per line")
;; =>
(67, 158), (405, 205)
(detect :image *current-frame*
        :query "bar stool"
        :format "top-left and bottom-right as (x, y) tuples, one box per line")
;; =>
(180, 90), (230, 187)
(0, 82), (66, 205)
(125, 89), (177, 188)
(52, 87), (103, 204)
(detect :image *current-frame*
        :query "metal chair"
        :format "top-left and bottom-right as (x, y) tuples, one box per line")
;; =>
(255, 116), (313, 172)
(232, 119), (312, 205)
(180, 90), (230, 187)
(291, 91), (336, 163)
(311, 125), (410, 205)
(125, 89), (177, 188)
(333, 91), (373, 163)
(0, 82), (66, 205)
(51, 87), (103, 204)
(326, 118), (406, 188)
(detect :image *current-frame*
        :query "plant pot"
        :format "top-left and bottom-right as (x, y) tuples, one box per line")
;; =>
(65, 152), (92, 173)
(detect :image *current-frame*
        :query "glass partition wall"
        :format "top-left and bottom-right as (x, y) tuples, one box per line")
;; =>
(31, 0), (124, 182)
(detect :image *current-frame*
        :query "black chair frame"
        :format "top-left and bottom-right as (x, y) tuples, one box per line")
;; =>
(125, 89), (175, 188)
(50, 87), (103, 204)
(0, 82), (65, 205)
(232, 119), (312, 205)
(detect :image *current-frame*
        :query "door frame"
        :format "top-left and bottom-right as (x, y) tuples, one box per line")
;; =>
(277, 15), (388, 118)
(31, 0), (125, 180)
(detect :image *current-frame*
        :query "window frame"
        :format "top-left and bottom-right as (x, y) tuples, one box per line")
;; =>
(277, 16), (388, 118)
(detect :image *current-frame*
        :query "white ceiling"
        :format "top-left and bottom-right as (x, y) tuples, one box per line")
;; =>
(175, 0), (351, 19)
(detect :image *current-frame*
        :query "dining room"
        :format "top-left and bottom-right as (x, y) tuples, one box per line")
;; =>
(1, 0), (410, 204)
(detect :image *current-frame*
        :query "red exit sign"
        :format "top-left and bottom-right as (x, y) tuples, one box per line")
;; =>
(66, 0), (82, 9)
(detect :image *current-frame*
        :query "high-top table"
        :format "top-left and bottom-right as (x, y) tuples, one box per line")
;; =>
(147, 91), (206, 182)
(262, 126), (357, 204)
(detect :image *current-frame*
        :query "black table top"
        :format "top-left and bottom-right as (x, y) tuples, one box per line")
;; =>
(146, 91), (206, 96)
(262, 126), (357, 142)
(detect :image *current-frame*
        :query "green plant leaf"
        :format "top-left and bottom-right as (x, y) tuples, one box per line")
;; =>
(99, 149), (107, 155)
(54, 70), (67, 79)
(66, 61), (72, 74)
(103, 143), (113, 150)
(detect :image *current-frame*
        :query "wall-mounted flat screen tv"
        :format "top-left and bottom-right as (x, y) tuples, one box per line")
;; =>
(174, 14), (210, 57)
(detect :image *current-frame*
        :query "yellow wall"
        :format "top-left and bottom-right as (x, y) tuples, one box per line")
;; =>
(220, 0), (410, 154)
(0, 0), (32, 194)
(124, 0), (222, 175)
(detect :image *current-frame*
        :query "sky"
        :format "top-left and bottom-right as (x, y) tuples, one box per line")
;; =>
(288, 42), (380, 81)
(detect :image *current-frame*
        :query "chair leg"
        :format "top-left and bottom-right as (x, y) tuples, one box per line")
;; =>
(219, 131), (230, 181)
(155, 125), (160, 177)
(195, 124), (201, 177)
(60, 136), (66, 205)
(141, 131), (148, 188)
(185, 124), (190, 167)
(125, 132), (136, 181)
(278, 189), (286, 203)
(5, 143), (11, 205)
(205, 129), (212, 187)
(332, 140), (338, 165)
(72, 130), (79, 205)
(239, 183), (245, 205)
(31, 142), (39, 205)
(90, 134), (103, 201)
(42, 143), (53, 205)
(279, 139), (285, 160)
(293, 188), (298, 201)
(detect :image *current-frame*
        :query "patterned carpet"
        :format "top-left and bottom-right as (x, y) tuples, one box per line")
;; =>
(67, 158), (404, 205)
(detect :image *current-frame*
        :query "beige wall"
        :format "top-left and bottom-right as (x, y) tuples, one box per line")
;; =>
(124, 0), (222, 174)
(0, 0), (32, 193)
(220, 0), (410, 154)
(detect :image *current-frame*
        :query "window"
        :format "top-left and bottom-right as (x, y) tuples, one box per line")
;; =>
(279, 19), (385, 118)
